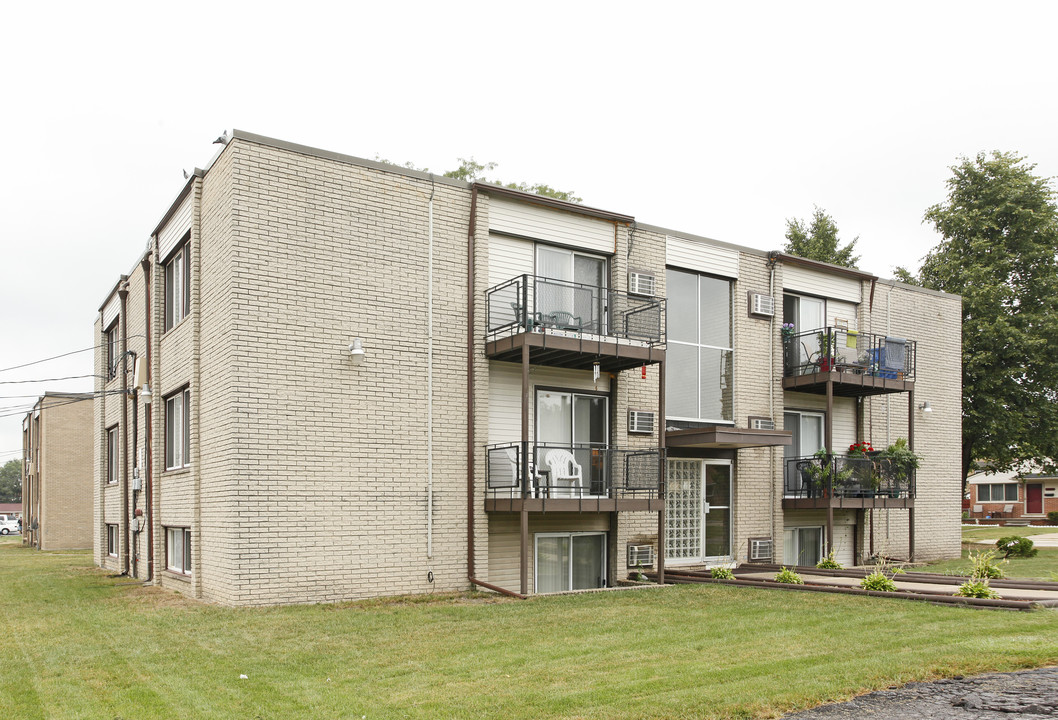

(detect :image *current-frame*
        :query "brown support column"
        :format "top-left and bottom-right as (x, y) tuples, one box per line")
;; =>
(826, 504), (834, 558)
(907, 389), (915, 452)
(825, 378), (834, 557)
(908, 388), (915, 561)
(519, 342), (530, 596)
(657, 360), (666, 585)
(908, 507), (915, 562)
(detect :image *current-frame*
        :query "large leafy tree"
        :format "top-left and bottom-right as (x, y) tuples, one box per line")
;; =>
(911, 151), (1058, 484)
(0, 459), (21, 503)
(375, 155), (581, 203)
(783, 206), (860, 268)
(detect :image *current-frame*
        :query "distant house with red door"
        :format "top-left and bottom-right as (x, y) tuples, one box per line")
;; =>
(966, 463), (1057, 521)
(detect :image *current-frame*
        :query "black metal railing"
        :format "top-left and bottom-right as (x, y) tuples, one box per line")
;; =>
(486, 442), (664, 500)
(782, 327), (916, 380)
(485, 275), (665, 345)
(784, 454), (916, 500)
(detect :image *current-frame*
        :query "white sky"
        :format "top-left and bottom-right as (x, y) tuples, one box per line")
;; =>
(2, 0), (1057, 459)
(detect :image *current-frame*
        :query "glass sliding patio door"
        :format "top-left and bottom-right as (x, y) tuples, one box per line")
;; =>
(666, 459), (732, 564)
(535, 532), (607, 593)
(536, 390), (608, 497)
(784, 411), (823, 495)
(536, 246), (606, 333)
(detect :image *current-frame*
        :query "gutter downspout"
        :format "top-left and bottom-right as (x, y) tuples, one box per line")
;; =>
(141, 254), (154, 581)
(427, 176), (435, 562)
(767, 251), (779, 561)
(465, 184), (480, 584)
(118, 277), (130, 575)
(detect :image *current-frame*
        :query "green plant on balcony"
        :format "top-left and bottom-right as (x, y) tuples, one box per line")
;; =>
(814, 331), (839, 371)
(805, 449), (855, 492)
(876, 438), (920, 493)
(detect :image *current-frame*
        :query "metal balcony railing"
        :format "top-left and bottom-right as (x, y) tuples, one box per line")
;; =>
(782, 327), (916, 380)
(784, 455), (916, 500)
(485, 275), (665, 346)
(486, 442), (664, 500)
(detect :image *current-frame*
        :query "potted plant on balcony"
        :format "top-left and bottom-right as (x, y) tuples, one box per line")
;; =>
(877, 438), (920, 496)
(804, 449), (854, 496)
(846, 441), (879, 496)
(815, 330), (838, 372)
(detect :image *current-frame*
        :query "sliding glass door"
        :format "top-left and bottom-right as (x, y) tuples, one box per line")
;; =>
(535, 532), (607, 592)
(537, 246), (606, 333)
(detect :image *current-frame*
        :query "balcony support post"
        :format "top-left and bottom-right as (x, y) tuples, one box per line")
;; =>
(657, 360), (666, 585)
(520, 342), (530, 596)
(908, 507), (916, 562)
(908, 387), (915, 561)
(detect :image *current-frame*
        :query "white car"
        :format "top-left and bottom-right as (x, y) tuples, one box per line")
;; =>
(0, 518), (20, 535)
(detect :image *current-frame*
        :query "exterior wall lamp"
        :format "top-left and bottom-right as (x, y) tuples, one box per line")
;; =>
(918, 401), (932, 413)
(140, 384), (152, 404)
(349, 338), (366, 366)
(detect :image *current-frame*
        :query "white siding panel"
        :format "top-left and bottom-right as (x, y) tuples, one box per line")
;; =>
(783, 264), (861, 303)
(827, 300), (859, 332)
(666, 236), (739, 279)
(784, 392), (857, 451)
(102, 295), (120, 329)
(488, 362), (610, 445)
(488, 513), (610, 592)
(158, 195), (192, 260)
(488, 235), (534, 287)
(489, 197), (615, 255)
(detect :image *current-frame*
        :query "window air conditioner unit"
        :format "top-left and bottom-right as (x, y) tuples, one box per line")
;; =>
(628, 272), (656, 297)
(749, 538), (773, 562)
(750, 417), (775, 431)
(750, 293), (775, 317)
(628, 410), (656, 435)
(627, 544), (655, 567)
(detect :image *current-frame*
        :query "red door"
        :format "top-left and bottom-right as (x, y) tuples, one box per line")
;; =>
(1026, 484), (1043, 514)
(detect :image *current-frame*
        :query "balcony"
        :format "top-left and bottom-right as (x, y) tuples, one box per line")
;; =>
(783, 454), (916, 509)
(485, 442), (665, 512)
(782, 327), (916, 397)
(485, 275), (665, 372)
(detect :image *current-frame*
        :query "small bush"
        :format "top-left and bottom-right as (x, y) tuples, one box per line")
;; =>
(815, 551), (843, 570)
(954, 579), (1000, 599)
(860, 571), (898, 592)
(968, 549), (1005, 579)
(711, 566), (734, 580)
(996, 536), (1038, 559)
(1048, 510), (1058, 524)
(774, 567), (804, 584)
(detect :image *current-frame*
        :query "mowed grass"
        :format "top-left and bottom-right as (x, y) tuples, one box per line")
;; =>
(1, 538), (1057, 720)
(909, 526), (1058, 580)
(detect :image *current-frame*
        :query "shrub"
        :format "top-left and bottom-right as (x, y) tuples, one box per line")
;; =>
(711, 566), (734, 580)
(816, 551), (843, 570)
(860, 571), (898, 592)
(955, 579), (1000, 599)
(968, 549), (1005, 579)
(774, 567), (804, 584)
(1048, 510), (1058, 524)
(996, 536), (1038, 559)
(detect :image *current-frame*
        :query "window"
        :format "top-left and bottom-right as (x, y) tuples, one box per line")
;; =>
(535, 532), (606, 593)
(978, 483), (1018, 502)
(105, 321), (119, 380)
(536, 245), (607, 333)
(165, 388), (191, 470)
(166, 527), (191, 574)
(106, 426), (119, 485)
(164, 239), (191, 332)
(665, 269), (733, 424)
(784, 526), (822, 566)
(535, 389), (608, 496)
(106, 524), (118, 557)
(782, 411), (824, 494)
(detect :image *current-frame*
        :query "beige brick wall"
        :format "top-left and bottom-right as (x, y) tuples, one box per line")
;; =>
(30, 395), (94, 550)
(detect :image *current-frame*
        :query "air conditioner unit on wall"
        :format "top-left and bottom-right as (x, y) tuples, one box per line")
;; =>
(749, 538), (773, 562)
(749, 293), (775, 317)
(628, 410), (656, 435)
(750, 417), (775, 431)
(628, 544), (655, 567)
(628, 272), (656, 297)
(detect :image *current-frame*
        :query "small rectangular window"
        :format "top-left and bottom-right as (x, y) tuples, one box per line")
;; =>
(106, 426), (119, 485)
(165, 388), (191, 470)
(164, 240), (191, 332)
(105, 322), (119, 380)
(166, 527), (191, 574)
(107, 524), (118, 557)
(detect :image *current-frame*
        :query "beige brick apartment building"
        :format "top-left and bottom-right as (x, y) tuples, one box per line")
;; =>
(22, 392), (95, 550)
(94, 130), (962, 605)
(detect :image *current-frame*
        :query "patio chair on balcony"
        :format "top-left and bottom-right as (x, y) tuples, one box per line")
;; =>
(490, 447), (535, 499)
(545, 449), (584, 498)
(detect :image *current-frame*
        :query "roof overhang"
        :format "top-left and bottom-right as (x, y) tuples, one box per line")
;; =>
(666, 426), (792, 449)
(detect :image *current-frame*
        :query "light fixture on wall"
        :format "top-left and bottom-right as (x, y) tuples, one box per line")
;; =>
(140, 384), (152, 405)
(349, 338), (366, 366)
(918, 401), (932, 413)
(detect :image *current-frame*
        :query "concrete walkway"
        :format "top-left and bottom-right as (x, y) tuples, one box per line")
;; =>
(736, 571), (1058, 603)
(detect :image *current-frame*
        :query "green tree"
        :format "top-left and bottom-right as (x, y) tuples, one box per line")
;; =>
(783, 206), (860, 268)
(908, 151), (1058, 484)
(0, 459), (21, 503)
(374, 155), (582, 204)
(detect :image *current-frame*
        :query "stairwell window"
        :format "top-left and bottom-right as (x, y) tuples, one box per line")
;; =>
(164, 237), (191, 332)
(106, 425), (119, 485)
(105, 321), (119, 380)
(165, 388), (191, 470)
(106, 524), (118, 557)
(166, 527), (191, 574)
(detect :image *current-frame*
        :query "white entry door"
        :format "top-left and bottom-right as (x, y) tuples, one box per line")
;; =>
(666, 459), (732, 564)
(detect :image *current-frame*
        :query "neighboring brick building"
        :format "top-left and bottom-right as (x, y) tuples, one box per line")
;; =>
(22, 393), (95, 549)
(966, 465), (1058, 521)
(94, 130), (962, 605)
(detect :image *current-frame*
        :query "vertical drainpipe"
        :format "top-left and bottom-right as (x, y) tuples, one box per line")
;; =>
(465, 185), (479, 581)
(118, 277), (130, 575)
(427, 176), (435, 562)
(191, 178), (202, 599)
(141, 253), (154, 581)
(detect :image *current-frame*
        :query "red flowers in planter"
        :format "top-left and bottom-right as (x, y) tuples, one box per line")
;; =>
(848, 441), (874, 456)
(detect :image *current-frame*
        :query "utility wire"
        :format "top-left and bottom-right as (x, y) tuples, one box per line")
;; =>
(0, 375), (102, 385)
(0, 334), (149, 375)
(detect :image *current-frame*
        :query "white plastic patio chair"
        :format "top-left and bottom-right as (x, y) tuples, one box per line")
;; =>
(545, 449), (583, 498)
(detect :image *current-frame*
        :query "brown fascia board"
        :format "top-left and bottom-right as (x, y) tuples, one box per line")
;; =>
(97, 275), (127, 314)
(777, 253), (878, 282)
(474, 182), (635, 225)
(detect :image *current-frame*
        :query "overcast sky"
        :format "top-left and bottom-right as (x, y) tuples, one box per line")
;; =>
(2, 1), (1057, 460)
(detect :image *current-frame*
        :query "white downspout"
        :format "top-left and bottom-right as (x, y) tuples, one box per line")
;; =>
(427, 177), (435, 561)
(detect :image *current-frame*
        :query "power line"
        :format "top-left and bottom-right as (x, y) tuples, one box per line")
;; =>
(0, 375), (101, 385)
(0, 346), (95, 374)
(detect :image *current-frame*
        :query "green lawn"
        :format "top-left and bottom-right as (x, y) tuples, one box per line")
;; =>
(1, 538), (1057, 720)
(907, 526), (1058, 580)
